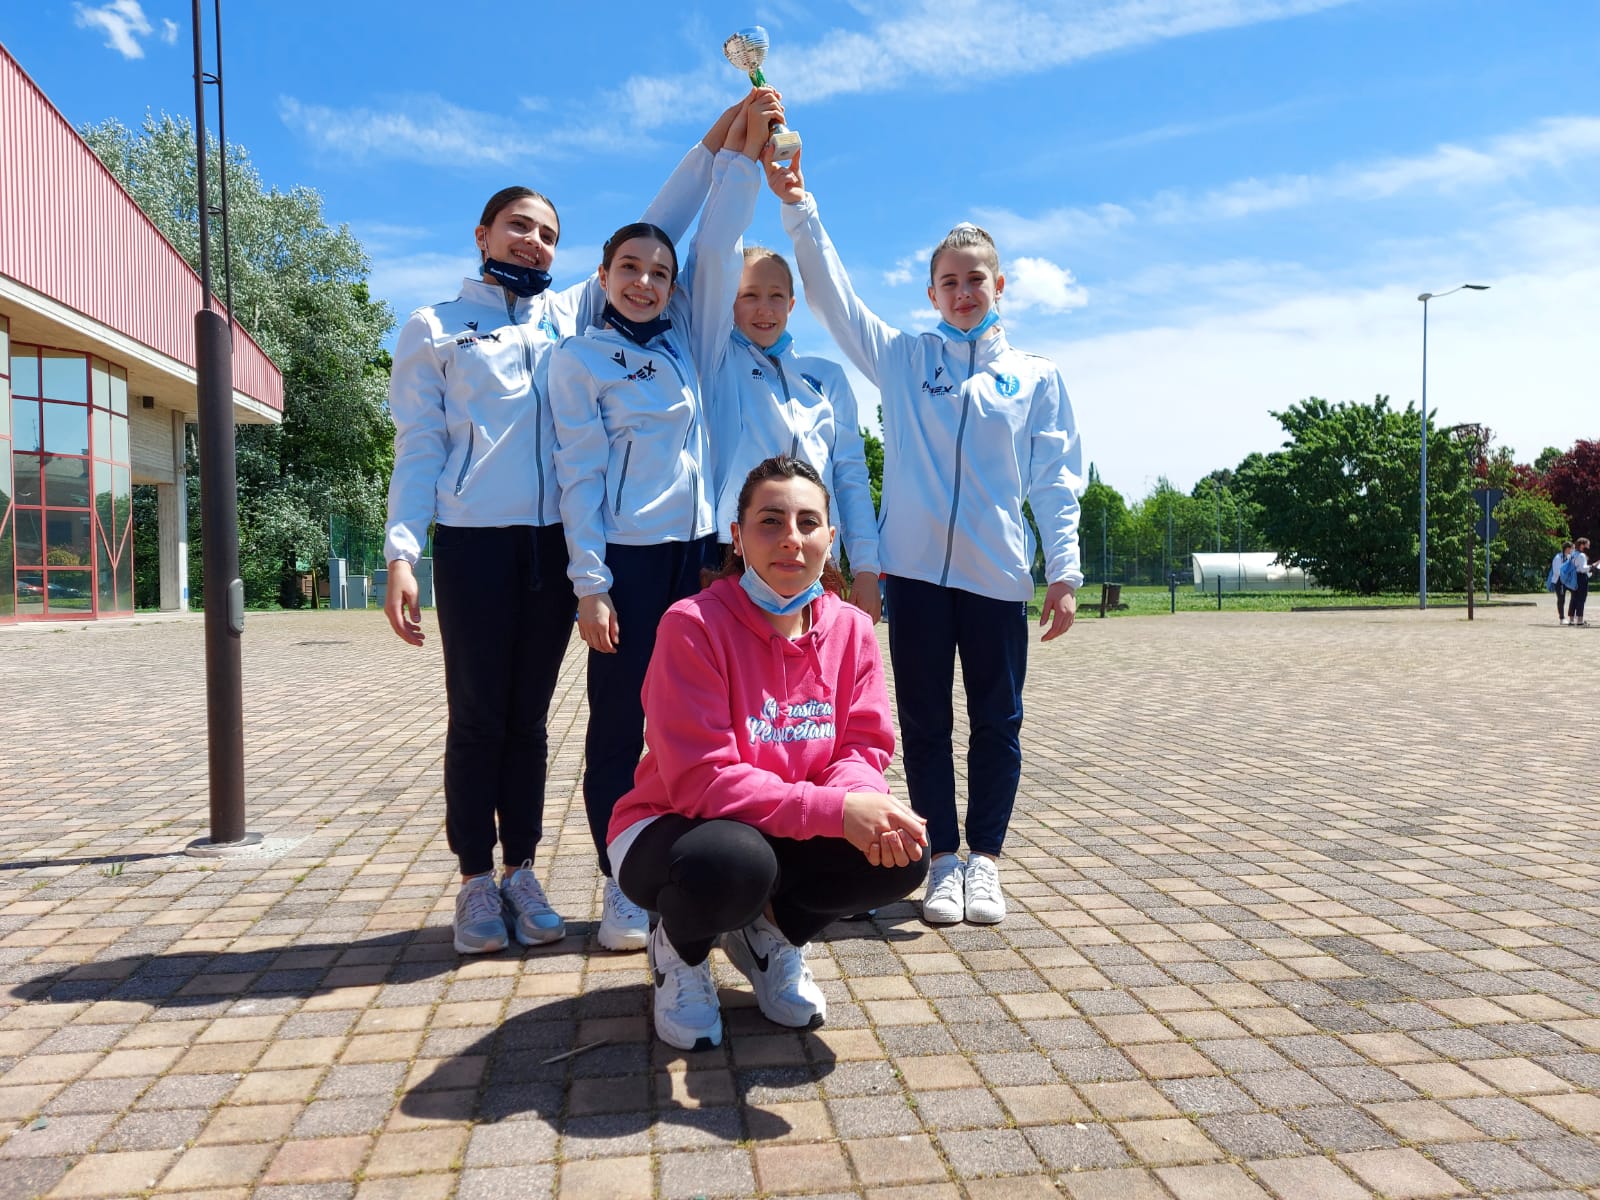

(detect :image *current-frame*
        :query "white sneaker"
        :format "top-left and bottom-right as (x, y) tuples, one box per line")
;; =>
(501, 860), (565, 945)
(722, 914), (826, 1029)
(921, 855), (965, 925)
(964, 854), (1006, 924)
(598, 878), (648, 951)
(453, 874), (509, 954)
(648, 921), (722, 1051)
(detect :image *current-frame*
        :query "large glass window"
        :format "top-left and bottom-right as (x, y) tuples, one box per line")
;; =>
(0, 315), (10, 621)
(6, 342), (134, 617)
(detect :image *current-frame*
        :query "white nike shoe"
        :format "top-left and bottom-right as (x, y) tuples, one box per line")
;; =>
(598, 878), (648, 951)
(721, 914), (826, 1029)
(921, 854), (965, 925)
(648, 921), (722, 1051)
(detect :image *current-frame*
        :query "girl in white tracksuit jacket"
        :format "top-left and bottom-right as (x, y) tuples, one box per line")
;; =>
(547, 93), (785, 951)
(694, 155), (882, 621)
(770, 149), (1084, 929)
(381, 104), (742, 956)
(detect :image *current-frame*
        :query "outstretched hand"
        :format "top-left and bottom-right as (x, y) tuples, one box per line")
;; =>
(743, 88), (785, 160)
(763, 145), (805, 203)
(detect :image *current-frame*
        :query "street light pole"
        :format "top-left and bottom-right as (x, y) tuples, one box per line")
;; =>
(1416, 284), (1489, 610)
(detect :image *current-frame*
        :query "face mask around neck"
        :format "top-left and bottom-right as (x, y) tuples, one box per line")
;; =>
(740, 564), (824, 618)
(482, 256), (553, 298)
(937, 308), (1000, 343)
(603, 301), (673, 346)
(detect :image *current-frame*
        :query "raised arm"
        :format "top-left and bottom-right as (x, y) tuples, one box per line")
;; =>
(772, 152), (913, 387)
(548, 98), (745, 333)
(685, 93), (775, 382)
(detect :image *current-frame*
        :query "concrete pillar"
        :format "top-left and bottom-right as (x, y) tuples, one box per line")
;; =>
(158, 412), (189, 612)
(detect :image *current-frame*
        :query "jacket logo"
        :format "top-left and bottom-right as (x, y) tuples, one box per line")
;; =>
(539, 315), (559, 340)
(751, 367), (764, 378)
(625, 360), (658, 382)
(800, 372), (824, 395)
(455, 332), (501, 346)
(994, 372), (1021, 398)
(612, 350), (627, 369)
(934, 366), (944, 379)
(464, 320), (478, 331)
(921, 379), (956, 396)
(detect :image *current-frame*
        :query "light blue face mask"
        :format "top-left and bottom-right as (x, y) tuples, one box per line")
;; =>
(740, 565), (824, 617)
(734, 328), (793, 357)
(937, 308), (1000, 343)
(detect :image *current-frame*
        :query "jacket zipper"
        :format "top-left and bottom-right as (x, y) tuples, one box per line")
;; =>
(939, 342), (977, 585)
(613, 440), (633, 516)
(768, 353), (800, 458)
(453, 425), (476, 496)
(653, 337), (704, 540)
(509, 315), (545, 518)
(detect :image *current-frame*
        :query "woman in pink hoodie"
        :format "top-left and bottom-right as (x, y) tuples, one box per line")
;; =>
(608, 456), (929, 1051)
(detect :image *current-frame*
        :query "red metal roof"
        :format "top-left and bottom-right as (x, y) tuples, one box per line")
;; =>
(0, 43), (282, 413)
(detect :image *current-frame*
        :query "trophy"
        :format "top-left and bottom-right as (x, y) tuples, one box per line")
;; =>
(722, 26), (801, 163)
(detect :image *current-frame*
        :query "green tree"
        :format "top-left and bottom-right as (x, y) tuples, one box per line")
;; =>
(82, 113), (395, 607)
(1078, 465), (1127, 582)
(860, 406), (884, 513)
(1241, 395), (1472, 594)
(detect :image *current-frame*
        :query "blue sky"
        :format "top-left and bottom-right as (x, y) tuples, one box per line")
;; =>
(8, 0), (1598, 498)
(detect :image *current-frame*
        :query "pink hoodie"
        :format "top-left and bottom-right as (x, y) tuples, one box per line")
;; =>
(607, 575), (894, 844)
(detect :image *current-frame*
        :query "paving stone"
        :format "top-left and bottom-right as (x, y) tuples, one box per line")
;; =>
(1425, 1140), (1557, 1191)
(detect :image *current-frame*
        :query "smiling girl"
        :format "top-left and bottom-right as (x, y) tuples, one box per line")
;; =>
(607, 456), (928, 1051)
(382, 103), (742, 957)
(548, 92), (788, 952)
(693, 153), (881, 619)
(771, 150), (1085, 928)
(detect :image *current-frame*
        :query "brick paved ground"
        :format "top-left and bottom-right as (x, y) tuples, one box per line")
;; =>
(0, 600), (1596, 1199)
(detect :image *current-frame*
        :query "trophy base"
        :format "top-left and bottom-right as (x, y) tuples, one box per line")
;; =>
(768, 128), (802, 164)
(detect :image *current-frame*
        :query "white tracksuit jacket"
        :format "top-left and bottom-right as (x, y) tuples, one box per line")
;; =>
(697, 156), (880, 574)
(781, 193), (1084, 601)
(381, 144), (716, 566)
(546, 150), (756, 598)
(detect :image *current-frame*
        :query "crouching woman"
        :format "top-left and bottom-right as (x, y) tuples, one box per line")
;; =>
(607, 456), (929, 1050)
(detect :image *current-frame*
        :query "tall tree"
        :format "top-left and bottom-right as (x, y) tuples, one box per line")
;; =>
(1241, 395), (1473, 594)
(1078, 466), (1127, 583)
(1544, 440), (1600, 541)
(81, 113), (395, 606)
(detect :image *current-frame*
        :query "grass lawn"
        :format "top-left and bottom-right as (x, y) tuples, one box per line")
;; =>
(1034, 584), (1529, 617)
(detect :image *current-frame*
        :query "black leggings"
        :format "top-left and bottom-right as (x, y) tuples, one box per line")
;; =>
(1555, 581), (1569, 620)
(1572, 576), (1589, 623)
(616, 815), (929, 965)
(433, 523), (575, 877)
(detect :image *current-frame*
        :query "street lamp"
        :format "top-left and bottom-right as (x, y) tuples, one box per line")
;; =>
(1417, 283), (1489, 609)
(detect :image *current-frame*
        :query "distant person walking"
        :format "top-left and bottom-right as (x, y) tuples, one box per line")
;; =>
(1549, 541), (1573, 624)
(1562, 538), (1591, 627)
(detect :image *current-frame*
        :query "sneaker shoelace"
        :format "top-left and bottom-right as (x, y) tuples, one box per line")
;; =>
(504, 864), (552, 913)
(967, 859), (1000, 905)
(658, 931), (719, 1008)
(461, 877), (503, 924)
(930, 862), (965, 906)
(607, 879), (646, 923)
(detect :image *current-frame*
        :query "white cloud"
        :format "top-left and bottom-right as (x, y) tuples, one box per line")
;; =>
(367, 251), (481, 320)
(278, 96), (523, 166)
(282, 0), (1357, 165)
(974, 203), (1135, 252)
(883, 247), (930, 286)
(1042, 208), (1600, 498)
(160, 17), (177, 44)
(1002, 257), (1089, 314)
(1155, 116), (1600, 224)
(73, 0), (154, 59)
